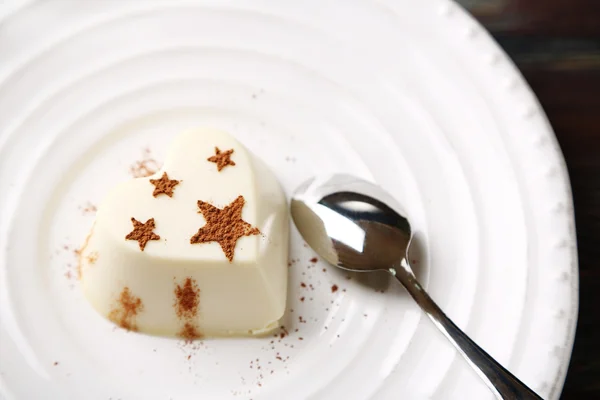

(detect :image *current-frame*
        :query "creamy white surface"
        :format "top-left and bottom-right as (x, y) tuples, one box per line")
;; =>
(80, 128), (289, 337)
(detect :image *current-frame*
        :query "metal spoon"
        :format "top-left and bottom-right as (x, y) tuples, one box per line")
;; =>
(291, 174), (542, 400)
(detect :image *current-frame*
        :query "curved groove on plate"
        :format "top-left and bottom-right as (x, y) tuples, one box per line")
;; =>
(0, 3), (342, 146)
(362, 5), (532, 393)
(0, 0), (34, 25)
(0, 40), (394, 162)
(367, 129), (483, 399)
(362, 5), (523, 396)
(450, 0), (576, 392)
(428, 55), (532, 398)
(0, 3), (333, 89)
(372, 129), (482, 397)
(362, 0), (569, 396)
(428, 1), (576, 396)
(0, 43), (426, 200)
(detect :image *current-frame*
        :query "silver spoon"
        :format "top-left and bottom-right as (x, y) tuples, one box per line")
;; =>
(291, 174), (542, 400)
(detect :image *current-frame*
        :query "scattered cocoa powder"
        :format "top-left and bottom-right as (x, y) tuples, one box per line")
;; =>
(331, 285), (339, 293)
(300, 282), (306, 288)
(309, 257), (318, 263)
(108, 287), (144, 331)
(79, 202), (97, 215)
(129, 148), (161, 178)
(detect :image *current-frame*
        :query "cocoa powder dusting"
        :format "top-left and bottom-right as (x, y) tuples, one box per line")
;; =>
(108, 287), (144, 331)
(331, 284), (339, 293)
(179, 322), (202, 341)
(174, 277), (202, 341)
(129, 148), (161, 178)
(86, 252), (98, 264)
(79, 202), (97, 215)
(174, 278), (200, 319)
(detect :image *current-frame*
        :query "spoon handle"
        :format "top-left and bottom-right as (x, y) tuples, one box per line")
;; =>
(393, 259), (543, 400)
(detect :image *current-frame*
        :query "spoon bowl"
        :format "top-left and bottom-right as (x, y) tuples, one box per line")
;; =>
(291, 175), (411, 272)
(291, 174), (542, 400)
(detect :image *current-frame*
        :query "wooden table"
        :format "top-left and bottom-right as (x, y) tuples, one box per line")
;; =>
(460, 0), (600, 398)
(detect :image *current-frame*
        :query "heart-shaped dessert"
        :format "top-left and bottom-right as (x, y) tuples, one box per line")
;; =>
(80, 128), (289, 338)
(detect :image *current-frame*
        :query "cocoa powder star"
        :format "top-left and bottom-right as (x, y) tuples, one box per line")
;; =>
(190, 196), (260, 261)
(125, 218), (160, 251)
(149, 172), (180, 197)
(207, 147), (235, 171)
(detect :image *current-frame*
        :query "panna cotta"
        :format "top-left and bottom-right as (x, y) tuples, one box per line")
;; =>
(80, 128), (289, 338)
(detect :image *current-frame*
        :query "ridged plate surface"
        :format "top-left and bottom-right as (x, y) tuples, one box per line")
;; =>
(0, 1), (577, 399)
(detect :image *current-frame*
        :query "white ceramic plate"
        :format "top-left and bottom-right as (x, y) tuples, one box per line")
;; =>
(0, 1), (578, 399)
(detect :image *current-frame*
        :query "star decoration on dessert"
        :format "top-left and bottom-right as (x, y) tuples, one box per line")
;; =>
(149, 172), (180, 197)
(125, 217), (161, 251)
(207, 147), (236, 171)
(190, 195), (260, 261)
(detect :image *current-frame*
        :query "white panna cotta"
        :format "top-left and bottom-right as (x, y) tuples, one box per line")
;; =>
(80, 128), (289, 338)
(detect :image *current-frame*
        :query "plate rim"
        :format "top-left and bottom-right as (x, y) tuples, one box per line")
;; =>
(447, 1), (579, 396)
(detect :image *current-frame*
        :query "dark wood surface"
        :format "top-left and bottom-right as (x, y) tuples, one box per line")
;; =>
(460, 0), (600, 398)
